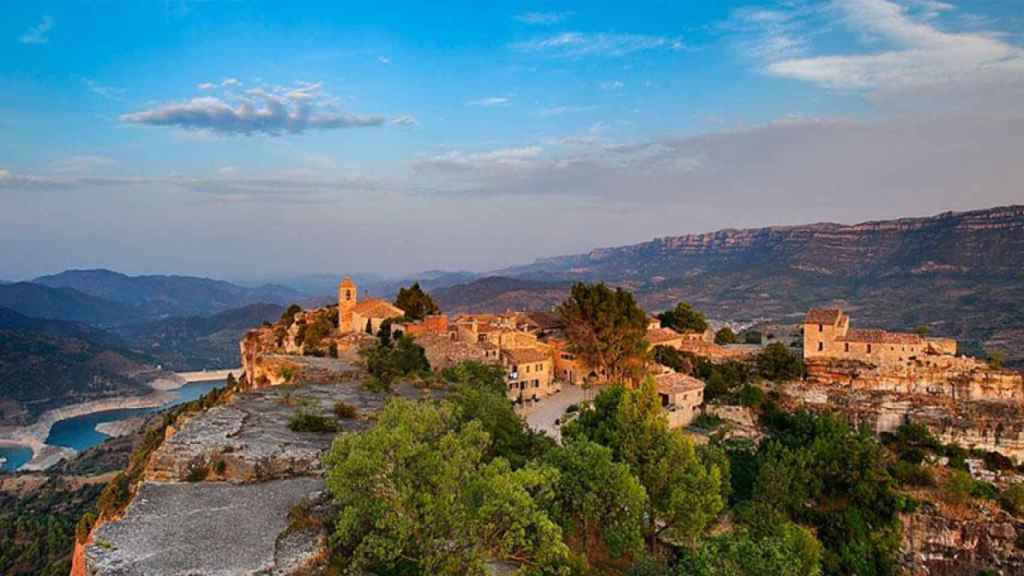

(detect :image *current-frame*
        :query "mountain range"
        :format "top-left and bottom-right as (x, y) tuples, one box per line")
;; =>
(439, 205), (1024, 366)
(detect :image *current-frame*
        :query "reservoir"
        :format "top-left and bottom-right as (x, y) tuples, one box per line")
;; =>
(44, 379), (226, 454)
(0, 445), (33, 473)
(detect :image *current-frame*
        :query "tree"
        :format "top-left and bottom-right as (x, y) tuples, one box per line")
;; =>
(395, 282), (440, 321)
(913, 325), (930, 337)
(324, 399), (568, 575)
(652, 345), (694, 374)
(715, 327), (738, 345)
(756, 343), (804, 382)
(280, 304), (302, 324)
(987, 350), (1006, 370)
(444, 361), (552, 468)
(558, 282), (649, 383)
(657, 302), (708, 334)
(545, 439), (647, 561)
(564, 380), (727, 550)
(360, 335), (431, 387)
(677, 518), (822, 576)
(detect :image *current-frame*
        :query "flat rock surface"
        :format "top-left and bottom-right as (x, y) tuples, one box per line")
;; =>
(86, 477), (323, 576)
(146, 368), (413, 482)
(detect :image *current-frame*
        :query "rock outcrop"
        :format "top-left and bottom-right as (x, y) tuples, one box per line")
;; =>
(902, 504), (1024, 575)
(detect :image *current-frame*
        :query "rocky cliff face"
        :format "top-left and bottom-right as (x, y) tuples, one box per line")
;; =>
(902, 504), (1024, 575)
(78, 356), (418, 576)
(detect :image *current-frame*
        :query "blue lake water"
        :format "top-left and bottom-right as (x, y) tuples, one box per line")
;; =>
(0, 445), (34, 473)
(43, 379), (227, 454)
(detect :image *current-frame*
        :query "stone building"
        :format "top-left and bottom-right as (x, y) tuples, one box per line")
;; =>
(337, 277), (404, 335)
(501, 348), (554, 403)
(803, 308), (957, 364)
(654, 371), (706, 428)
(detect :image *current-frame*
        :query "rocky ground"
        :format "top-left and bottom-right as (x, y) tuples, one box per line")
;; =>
(82, 357), (428, 576)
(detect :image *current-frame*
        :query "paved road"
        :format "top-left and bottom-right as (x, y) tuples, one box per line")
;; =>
(523, 384), (599, 441)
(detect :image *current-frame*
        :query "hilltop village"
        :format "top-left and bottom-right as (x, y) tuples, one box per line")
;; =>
(63, 275), (1024, 576)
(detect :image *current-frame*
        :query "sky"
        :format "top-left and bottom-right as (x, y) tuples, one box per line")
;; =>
(1, 0), (1023, 281)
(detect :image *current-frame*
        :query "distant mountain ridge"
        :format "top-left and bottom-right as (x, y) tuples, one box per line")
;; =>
(32, 269), (304, 320)
(444, 206), (1024, 367)
(0, 307), (154, 425)
(499, 205), (1024, 281)
(0, 282), (136, 326)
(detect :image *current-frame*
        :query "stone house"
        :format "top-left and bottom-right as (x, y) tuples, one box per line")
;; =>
(654, 371), (706, 428)
(501, 348), (554, 403)
(803, 308), (957, 364)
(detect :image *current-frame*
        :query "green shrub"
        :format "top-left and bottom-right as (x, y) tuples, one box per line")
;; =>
(739, 385), (765, 408)
(75, 512), (98, 544)
(288, 400), (339, 433)
(693, 412), (723, 430)
(971, 480), (1000, 501)
(333, 401), (359, 419)
(185, 460), (209, 482)
(1000, 483), (1024, 516)
(212, 458), (227, 476)
(891, 461), (934, 487)
(944, 469), (974, 504)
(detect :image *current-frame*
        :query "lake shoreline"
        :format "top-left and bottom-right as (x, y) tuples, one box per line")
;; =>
(0, 370), (240, 472)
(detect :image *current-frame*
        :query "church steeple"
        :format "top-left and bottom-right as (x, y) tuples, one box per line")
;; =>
(338, 276), (357, 332)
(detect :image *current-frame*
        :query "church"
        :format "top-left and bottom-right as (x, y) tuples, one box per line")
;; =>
(337, 277), (405, 335)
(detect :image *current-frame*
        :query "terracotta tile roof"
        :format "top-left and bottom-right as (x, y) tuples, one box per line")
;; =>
(839, 329), (922, 345)
(501, 348), (551, 364)
(804, 308), (843, 325)
(647, 327), (684, 344)
(654, 372), (705, 394)
(352, 298), (404, 318)
(339, 276), (356, 288)
(523, 311), (564, 330)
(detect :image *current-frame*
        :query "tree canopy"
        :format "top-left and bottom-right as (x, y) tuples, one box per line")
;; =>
(394, 282), (440, 321)
(558, 282), (649, 383)
(714, 327), (738, 345)
(325, 399), (568, 575)
(756, 343), (804, 382)
(657, 302), (708, 334)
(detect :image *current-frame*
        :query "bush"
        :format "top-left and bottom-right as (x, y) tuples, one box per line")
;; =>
(185, 460), (209, 482)
(891, 461), (934, 487)
(971, 480), (999, 501)
(756, 343), (804, 382)
(281, 304), (302, 324)
(715, 327), (738, 345)
(288, 400), (340, 433)
(693, 412), (723, 430)
(944, 469), (974, 504)
(334, 401), (359, 419)
(75, 512), (98, 544)
(1000, 483), (1024, 515)
(739, 385), (765, 408)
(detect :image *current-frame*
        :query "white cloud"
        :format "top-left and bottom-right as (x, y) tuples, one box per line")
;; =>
(416, 146), (544, 172)
(0, 169), (10, 179)
(197, 82), (216, 90)
(732, 0), (1024, 92)
(516, 12), (573, 26)
(378, 56), (391, 64)
(120, 82), (401, 136)
(221, 78), (241, 87)
(19, 16), (54, 45)
(391, 115), (419, 126)
(539, 105), (597, 117)
(466, 97), (510, 107)
(83, 78), (125, 100)
(599, 80), (624, 91)
(511, 32), (684, 58)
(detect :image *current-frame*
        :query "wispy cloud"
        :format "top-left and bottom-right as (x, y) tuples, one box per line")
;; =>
(511, 32), (684, 58)
(539, 105), (597, 117)
(516, 12), (573, 26)
(599, 80), (624, 91)
(391, 115), (419, 126)
(466, 96), (510, 107)
(0, 170), (379, 204)
(120, 82), (402, 136)
(415, 146), (543, 172)
(83, 78), (125, 101)
(221, 78), (241, 87)
(197, 82), (216, 90)
(52, 155), (116, 174)
(19, 15), (54, 45)
(377, 56), (392, 64)
(729, 0), (1024, 92)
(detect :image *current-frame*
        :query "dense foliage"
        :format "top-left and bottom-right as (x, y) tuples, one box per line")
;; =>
(558, 283), (649, 382)
(714, 327), (737, 345)
(359, 334), (431, 388)
(394, 282), (440, 321)
(657, 302), (708, 334)
(756, 343), (805, 382)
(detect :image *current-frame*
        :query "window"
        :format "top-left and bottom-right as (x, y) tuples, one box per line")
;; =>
(867, 344), (872, 353)
(819, 324), (823, 332)
(818, 342), (823, 351)
(844, 343), (850, 352)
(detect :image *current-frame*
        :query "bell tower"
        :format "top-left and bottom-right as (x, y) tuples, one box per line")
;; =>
(338, 277), (357, 332)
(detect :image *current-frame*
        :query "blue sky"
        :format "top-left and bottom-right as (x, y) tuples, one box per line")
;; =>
(2, 1), (1023, 280)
